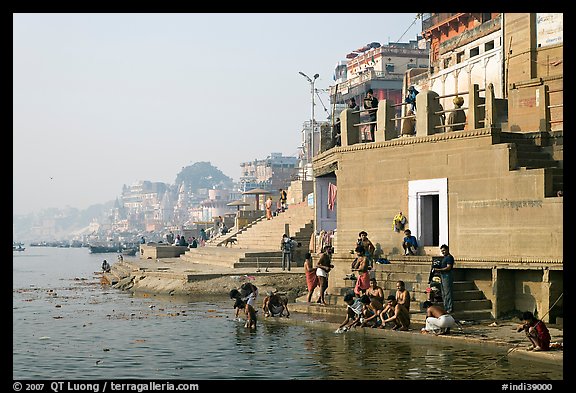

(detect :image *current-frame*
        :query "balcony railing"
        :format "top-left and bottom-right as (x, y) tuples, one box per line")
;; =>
(330, 69), (403, 96)
(421, 13), (462, 31)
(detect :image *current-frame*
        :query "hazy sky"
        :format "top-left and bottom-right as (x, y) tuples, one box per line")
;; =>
(13, 13), (422, 215)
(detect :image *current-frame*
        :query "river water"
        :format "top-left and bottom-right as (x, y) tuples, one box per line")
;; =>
(13, 247), (562, 381)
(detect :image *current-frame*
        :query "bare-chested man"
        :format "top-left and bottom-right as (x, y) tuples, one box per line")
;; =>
(358, 294), (385, 328)
(395, 280), (411, 312)
(421, 300), (457, 335)
(262, 291), (290, 317)
(381, 295), (410, 331)
(366, 278), (384, 304)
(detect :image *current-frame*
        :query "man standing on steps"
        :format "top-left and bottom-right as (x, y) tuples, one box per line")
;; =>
(280, 234), (296, 271)
(278, 188), (288, 212)
(434, 244), (455, 314)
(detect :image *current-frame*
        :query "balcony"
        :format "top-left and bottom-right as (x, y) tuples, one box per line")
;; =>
(421, 13), (462, 31)
(330, 69), (403, 96)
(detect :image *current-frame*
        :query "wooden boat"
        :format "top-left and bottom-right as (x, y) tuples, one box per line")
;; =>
(122, 247), (138, 256)
(89, 245), (121, 254)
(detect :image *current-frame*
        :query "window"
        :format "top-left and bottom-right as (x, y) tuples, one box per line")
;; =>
(470, 47), (479, 58)
(456, 51), (464, 64)
(385, 63), (395, 73)
(484, 40), (494, 51)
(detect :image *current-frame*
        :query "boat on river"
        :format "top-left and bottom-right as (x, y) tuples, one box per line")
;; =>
(89, 244), (122, 254)
(122, 247), (138, 256)
(13, 242), (25, 251)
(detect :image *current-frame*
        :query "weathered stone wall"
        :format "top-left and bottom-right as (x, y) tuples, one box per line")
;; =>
(313, 128), (563, 322)
(315, 130), (562, 260)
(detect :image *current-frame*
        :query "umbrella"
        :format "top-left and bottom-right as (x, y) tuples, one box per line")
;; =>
(242, 188), (271, 210)
(226, 200), (251, 211)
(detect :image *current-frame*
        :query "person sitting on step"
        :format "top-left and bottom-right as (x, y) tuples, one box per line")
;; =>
(402, 229), (418, 255)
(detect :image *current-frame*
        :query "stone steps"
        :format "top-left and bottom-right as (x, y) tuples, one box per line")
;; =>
(234, 203), (314, 250)
(313, 253), (494, 322)
(180, 247), (248, 268)
(499, 132), (563, 196)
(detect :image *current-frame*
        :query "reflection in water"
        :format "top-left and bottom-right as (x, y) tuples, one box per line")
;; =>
(13, 247), (562, 380)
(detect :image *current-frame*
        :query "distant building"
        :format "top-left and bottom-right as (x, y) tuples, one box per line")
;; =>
(330, 38), (429, 110)
(328, 37), (428, 149)
(239, 153), (298, 192)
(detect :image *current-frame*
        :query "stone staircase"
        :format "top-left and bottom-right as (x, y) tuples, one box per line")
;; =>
(500, 131), (563, 196)
(292, 254), (494, 323)
(102, 260), (137, 285)
(179, 202), (315, 269)
(234, 202), (315, 250)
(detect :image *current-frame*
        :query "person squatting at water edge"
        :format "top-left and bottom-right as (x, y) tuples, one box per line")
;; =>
(262, 291), (290, 318)
(421, 300), (457, 335)
(335, 293), (364, 333)
(101, 259), (111, 273)
(358, 294), (385, 328)
(381, 295), (411, 331)
(516, 311), (551, 351)
(230, 288), (257, 329)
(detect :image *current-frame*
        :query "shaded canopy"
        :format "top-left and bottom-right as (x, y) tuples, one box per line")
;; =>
(242, 188), (271, 195)
(242, 188), (272, 210)
(227, 200), (251, 206)
(227, 199), (251, 211)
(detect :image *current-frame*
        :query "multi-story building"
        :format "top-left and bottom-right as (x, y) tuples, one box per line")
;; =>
(408, 13), (562, 132)
(119, 180), (169, 232)
(312, 12), (562, 322)
(239, 152), (298, 193)
(330, 39), (429, 110)
(408, 13), (504, 119)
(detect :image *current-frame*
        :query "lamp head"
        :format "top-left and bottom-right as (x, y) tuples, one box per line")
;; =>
(313, 73), (319, 80)
(298, 71), (312, 82)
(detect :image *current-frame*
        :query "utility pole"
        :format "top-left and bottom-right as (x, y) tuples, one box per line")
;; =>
(299, 71), (319, 179)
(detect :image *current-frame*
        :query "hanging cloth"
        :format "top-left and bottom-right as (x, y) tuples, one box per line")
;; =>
(328, 183), (337, 211)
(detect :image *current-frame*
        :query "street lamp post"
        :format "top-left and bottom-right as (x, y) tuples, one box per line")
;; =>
(299, 71), (319, 177)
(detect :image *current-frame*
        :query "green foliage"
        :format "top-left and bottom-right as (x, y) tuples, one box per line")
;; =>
(174, 161), (233, 190)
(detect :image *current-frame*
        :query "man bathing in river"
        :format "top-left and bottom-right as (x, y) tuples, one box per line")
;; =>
(230, 289), (257, 329)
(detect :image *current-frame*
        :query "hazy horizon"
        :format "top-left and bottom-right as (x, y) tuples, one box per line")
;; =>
(13, 13), (422, 215)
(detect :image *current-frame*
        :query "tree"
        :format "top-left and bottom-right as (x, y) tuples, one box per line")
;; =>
(174, 161), (233, 191)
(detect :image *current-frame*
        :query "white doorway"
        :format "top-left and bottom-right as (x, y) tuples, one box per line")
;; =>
(408, 178), (448, 247)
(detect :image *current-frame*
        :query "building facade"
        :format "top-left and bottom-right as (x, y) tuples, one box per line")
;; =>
(239, 152), (299, 192)
(313, 12), (563, 322)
